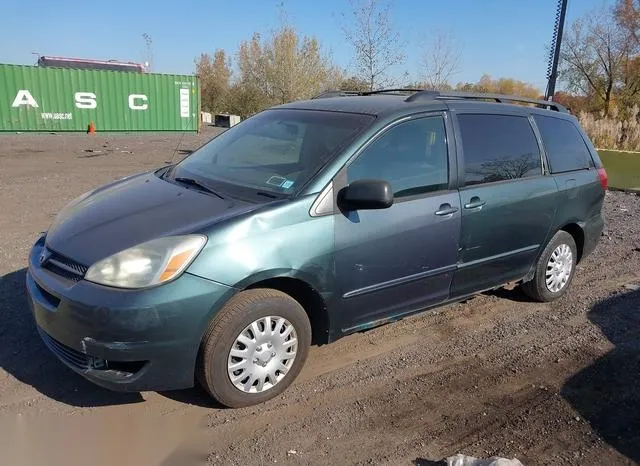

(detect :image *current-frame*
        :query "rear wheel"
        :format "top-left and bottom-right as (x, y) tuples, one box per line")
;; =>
(522, 230), (577, 302)
(197, 288), (311, 408)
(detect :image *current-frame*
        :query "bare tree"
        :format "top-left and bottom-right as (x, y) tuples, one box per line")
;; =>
(560, 8), (629, 115)
(420, 31), (461, 90)
(614, 0), (640, 109)
(341, 0), (405, 91)
(476, 154), (540, 183)
(615, 0), (640, 47)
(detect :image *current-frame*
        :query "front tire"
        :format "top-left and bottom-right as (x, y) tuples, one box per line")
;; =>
(197, 288), (311, 408)
(522, 230), (577, 302)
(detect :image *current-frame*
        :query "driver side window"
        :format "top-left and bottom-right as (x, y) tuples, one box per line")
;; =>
(346, 116), (449, 198)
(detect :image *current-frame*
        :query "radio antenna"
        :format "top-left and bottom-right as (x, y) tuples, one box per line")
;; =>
(165, 122), (191, 165)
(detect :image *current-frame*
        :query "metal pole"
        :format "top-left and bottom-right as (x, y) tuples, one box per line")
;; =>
(545, 0), (569, 101)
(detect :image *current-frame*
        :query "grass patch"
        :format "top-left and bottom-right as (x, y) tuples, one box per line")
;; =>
(597, 150), (640, 191)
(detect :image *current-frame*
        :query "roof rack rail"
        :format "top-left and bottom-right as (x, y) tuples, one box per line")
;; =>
(312, 88), (426, 99)
(405, 90), (568, 112)
(311, 90), (364, 99)
(312, 88), (568, 113)
(363, 88), (425, 95)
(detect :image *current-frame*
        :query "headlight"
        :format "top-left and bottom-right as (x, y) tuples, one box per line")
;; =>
(85, 235), (207, 288)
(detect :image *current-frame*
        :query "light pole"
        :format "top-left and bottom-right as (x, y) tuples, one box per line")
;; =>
(545, 0), (568, 101)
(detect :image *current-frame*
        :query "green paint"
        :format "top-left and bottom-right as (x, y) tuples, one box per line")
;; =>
(598, 150), (640, 191)
(0, 64), (199, 132)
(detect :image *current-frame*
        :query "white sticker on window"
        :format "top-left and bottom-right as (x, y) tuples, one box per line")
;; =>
(266, 176), (286, 187)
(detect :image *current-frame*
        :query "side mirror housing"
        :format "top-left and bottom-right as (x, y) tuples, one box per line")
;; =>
(338, 179), (394, 210)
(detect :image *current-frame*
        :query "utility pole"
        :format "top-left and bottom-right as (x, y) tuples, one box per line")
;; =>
(545, 0), (568, 101)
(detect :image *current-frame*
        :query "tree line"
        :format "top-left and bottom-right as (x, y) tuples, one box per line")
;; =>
(195, 0), (538, 118)
(557, 0), (640, 150)
(196, 0), (640, 150)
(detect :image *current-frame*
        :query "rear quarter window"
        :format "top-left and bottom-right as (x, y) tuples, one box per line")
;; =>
(533, 114), (594, 173)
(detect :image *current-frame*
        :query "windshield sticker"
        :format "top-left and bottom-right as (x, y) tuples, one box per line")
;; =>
(266, 176), (286, 187)
(281, 180), (295, 189)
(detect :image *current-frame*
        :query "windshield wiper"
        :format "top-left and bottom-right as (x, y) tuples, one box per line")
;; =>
(173, 177), (225, 200)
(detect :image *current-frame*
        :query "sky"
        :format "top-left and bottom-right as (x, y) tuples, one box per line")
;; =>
(0, 0), (612, 92)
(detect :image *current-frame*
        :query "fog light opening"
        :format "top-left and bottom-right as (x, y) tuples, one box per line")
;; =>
(90, 358), (147, 376)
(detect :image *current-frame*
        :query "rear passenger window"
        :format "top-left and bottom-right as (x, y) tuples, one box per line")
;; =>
(533, 115), (594, 173)
(347, 116), (449, 198)
(458, 114), (542, 186)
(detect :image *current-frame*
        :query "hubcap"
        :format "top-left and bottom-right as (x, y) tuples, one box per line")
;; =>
(227, 316), (298, 394)
(545, 244), (573, 293)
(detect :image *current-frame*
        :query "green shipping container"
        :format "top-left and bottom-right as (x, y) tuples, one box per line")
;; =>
(0, 64), (200, 132)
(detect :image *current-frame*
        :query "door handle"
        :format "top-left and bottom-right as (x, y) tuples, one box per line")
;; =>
(435, 203), (459, 216)
(464, 196), (486, 209)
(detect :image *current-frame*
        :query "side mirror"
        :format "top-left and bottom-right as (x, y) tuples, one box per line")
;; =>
(338, 179), (394, 210)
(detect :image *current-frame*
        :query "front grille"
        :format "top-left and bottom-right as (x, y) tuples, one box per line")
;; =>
(38, 328), (92, 371)
(49, 251), (88, 275)
(44, 263), (83, 282)
(42, 249), (88, 282)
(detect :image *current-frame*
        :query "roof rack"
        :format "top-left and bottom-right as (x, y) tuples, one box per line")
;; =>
(311, 88), (568, 113)
(311, 88), (425, 99)
(363, 88), (425, 95)
(312, 90), (364, 99)
(405, 90), (568, 112)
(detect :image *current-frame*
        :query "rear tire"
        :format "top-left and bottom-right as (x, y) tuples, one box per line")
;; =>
(522, 230), (577, 302)
(197, 288), (311, 408)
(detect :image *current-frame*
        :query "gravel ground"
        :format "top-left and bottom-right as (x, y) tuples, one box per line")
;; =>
(0, 128), (639, 466)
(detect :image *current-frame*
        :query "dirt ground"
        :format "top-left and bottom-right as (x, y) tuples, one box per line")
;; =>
(0, 127), (639, 466)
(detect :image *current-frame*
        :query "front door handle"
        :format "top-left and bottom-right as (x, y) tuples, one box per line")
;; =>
(435, 203), (459, 216)
(464, 196), (486, 209)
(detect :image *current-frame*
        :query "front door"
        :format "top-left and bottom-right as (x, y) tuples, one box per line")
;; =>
(333, 114), (461, 333)
(450, 112), (557, 297)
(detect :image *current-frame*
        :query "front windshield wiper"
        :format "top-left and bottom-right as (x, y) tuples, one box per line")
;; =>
(173, 177), (225, 200)
(256, 191), (278, 199)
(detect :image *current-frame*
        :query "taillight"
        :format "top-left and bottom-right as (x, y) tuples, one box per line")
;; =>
(597, 167), (608, 190)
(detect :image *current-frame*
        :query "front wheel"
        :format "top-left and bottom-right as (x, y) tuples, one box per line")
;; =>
(197, 288), (311, 408)
(521, 230), (578, 302)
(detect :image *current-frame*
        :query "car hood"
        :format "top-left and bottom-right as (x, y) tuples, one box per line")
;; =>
(45, 171), (261, 266)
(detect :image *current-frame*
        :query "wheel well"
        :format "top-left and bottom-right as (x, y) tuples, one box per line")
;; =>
(561, 223), (585, 262)
(246, 277), (330, 345)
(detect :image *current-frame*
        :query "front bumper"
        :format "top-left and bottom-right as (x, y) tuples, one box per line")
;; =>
(26, 235), (236, 392)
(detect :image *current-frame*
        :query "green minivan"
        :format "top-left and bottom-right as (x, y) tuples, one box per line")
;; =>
(26, 90), (606, 407)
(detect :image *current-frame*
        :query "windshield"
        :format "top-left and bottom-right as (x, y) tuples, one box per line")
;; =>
(170, 109), (375, 197)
